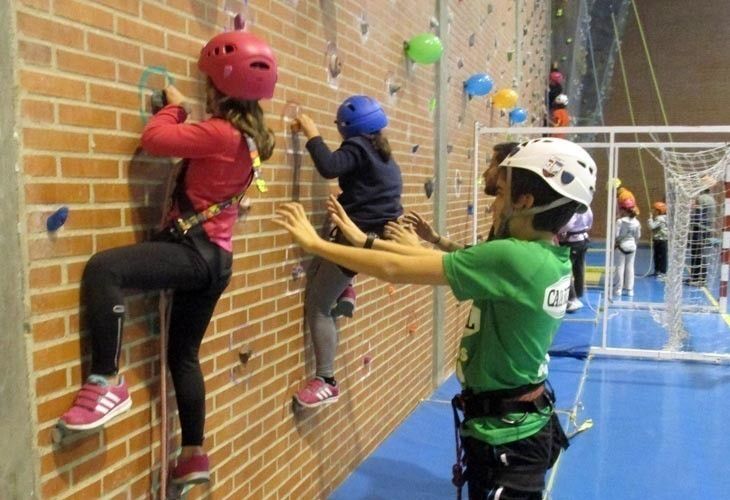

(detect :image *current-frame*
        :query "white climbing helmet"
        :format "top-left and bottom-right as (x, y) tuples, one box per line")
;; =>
(554, 94), (569, 106)
(499, 137), (597, 211)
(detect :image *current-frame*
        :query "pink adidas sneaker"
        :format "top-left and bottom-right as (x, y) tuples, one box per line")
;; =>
(60, 375), (131, 431)
(294, 377), (340, 407)
(171, 453), (210, 485)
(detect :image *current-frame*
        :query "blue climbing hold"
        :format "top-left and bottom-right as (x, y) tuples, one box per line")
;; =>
(47, 206), (69, 232)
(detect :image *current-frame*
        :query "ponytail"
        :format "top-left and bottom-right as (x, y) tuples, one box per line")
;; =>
(220, 99), (275, 161)
(364, 131), (392, 162)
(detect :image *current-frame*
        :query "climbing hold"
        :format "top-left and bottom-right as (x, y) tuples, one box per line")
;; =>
(404, 33), (444, 64)
(566, 37), (573, 44)
(424, 179), (434, 198)
(556, 8), (563, 17)
(291, 264), (305, 280)
(447, 144), (454, 154)
(428, 98), (437, 113)
(507, 51), (514, 62)
(46, 206), (69, 232)
(411, 144), (420, 154)
(407, 322), (417, 334)
(467, 204), (474, 216)
(468, 33), (476, 47)
(363, 355), (372, 365)
(238, 349), (253, 364)
(387, 285), (396, 296)
(464, 73), (494, 97)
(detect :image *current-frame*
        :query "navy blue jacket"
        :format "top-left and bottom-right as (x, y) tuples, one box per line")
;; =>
(306, 135), (403, 231)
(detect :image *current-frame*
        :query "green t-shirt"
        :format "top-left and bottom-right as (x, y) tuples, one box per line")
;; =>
(443, 238), (571, 445)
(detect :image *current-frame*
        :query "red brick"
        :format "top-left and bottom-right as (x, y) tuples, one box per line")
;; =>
(92, 133), (140, 155)
(24, 128), (88, 153)
(18, 40), (52, 66)
(87, 32), (140, 64)
(142, 48), (188, 77)
(20, 70), (86, 100)
(31, 317), (66, 343)
(63, 208), (123, 230)
(24, 155), (57, 176)
(36, 369), (68, 397)
(22, 99), (54, 123)
(59, 104), (117, 129)
(93, 0), (138, 15)
(89, 84), (139, 110)
(17, 11), (84, 48)
(116, 17), (165, 47)
(57, 50), (116, 80)
(30, 288), (81, 314)
(61, 157), (119, 178)
(141, 2), (186, 32)
(25, 182), (90, 204)
(54, 0), (114, 31)
(27, 234), (93, 260)
(40, 472), (71, 499)
(71, 444), (126, 484)
(28, 264), (62, 287)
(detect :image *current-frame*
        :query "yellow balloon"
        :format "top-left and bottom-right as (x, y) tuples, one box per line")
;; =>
(492, 88), (519, 109)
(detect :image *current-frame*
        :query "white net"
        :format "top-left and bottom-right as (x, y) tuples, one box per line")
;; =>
(656, 145), (730, 349)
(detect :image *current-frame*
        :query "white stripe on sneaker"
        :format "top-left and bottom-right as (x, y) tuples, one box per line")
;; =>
(316, 387), (333, 400)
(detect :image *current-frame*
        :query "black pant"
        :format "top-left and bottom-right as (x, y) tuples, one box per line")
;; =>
(561, 240), (588, 300)
(82, 230), (231, 446)
(652, 239), (667, 274)
(464, 413), (567, 500)
(689, 228), (708, 281)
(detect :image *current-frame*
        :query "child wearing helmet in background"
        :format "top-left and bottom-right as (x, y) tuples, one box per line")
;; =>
(274, 137), (598, 499)
(649, 201), (668, 276)
(549, 94), (570, 138)
(291, 96), (403, 407)
(58, 28), (277, 485)
(614, 198), (642, 298)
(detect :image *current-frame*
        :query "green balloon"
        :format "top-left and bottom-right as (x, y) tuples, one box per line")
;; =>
(405, 33), (444, 64)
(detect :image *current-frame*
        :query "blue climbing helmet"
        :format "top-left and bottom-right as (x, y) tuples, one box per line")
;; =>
(335, 95), (388, 139)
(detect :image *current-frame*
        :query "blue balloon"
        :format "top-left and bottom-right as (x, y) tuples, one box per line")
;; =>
(509, 107), (528, 125)
(464, 73), (494, 97)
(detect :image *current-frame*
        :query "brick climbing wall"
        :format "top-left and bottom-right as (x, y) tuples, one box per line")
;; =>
(14, 0), (548, 498)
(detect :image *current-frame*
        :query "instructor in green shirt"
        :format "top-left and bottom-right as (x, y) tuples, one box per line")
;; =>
(274, 137), (597, 500)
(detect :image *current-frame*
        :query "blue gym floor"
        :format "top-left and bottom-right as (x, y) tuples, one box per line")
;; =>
(330, 246), (730, 499)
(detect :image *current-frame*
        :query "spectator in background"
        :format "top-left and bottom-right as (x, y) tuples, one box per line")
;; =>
(649, 201), (668, 277)
(548, 67), (564, 110)
(688, 182), (716, 285)
(615, 178), (639, 215)
(558, 206), (593, 312)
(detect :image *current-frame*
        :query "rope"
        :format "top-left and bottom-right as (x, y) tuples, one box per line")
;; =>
(631, 1), (672, 139)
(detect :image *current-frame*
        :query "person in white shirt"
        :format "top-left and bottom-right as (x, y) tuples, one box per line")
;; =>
(614, 198), (641, 297)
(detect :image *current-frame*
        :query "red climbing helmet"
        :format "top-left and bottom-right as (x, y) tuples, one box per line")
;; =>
(198, 30), (278, 100)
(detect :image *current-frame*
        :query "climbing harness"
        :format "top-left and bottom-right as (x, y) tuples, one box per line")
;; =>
(450, 382), (557, 499)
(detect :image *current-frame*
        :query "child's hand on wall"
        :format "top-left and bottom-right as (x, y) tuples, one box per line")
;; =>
(163, 85), (187, 107)
(293, 113), (320, 139)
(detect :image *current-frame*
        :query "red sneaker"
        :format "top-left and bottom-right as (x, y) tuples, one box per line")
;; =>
(171, 453), (210, 485)
(60, 375), (131, 431)
(294, 377), (340, 408)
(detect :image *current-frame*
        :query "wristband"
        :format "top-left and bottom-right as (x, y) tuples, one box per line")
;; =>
(364, 232), (377, 249)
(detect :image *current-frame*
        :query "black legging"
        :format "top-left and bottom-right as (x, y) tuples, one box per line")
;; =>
(561, 239), (588, 300)
(82, 234), (231, 446)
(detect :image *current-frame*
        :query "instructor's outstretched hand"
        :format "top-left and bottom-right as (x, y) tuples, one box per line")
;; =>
(274, 203), (322, 252)
(326, 194), (367, 247)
